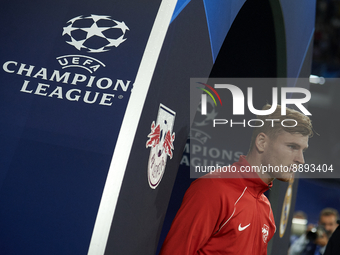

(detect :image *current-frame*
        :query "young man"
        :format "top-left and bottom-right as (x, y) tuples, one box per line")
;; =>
(160, 104), (313, 255)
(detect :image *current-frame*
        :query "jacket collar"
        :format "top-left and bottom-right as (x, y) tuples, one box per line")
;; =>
(235, 155), (272, 198)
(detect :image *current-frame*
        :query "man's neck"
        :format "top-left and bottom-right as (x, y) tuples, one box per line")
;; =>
(245, 153), (274, 185)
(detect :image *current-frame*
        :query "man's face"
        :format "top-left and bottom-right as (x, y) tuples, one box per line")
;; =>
(262, 131), (309, 182)
(319, 215), (338, 237)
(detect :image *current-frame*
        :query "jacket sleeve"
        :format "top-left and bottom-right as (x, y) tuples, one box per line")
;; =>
(159, 179), (224, 255)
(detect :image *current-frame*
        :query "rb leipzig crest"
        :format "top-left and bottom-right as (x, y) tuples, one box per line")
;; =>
(146, 104), (176, 189)
(262, 224), (269, 244)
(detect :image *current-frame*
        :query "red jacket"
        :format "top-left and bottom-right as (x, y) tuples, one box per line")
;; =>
(160, 156), (276, 255)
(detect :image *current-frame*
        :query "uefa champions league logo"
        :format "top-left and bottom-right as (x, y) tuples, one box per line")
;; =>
(62, 14), (129, 53)
(2, 14), (133, 107)
(57, 14), (130, 73)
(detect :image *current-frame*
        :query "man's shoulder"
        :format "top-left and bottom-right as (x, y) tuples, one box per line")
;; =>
(182, 176), (246, 213)
(188, 175), (246, 197)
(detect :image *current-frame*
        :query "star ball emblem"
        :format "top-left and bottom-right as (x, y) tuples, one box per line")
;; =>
(62, 14), (129, 53)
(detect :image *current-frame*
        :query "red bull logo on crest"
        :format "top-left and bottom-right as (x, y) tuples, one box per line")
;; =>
(146, 104), (176, 189)
(262, 224), (269, 244)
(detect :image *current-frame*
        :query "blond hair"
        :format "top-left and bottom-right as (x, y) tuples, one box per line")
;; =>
(249, 104), (313, 150)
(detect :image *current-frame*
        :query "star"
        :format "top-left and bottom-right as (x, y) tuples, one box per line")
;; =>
(112, 20), (129, 34)
(80, 22), (111, 39)
(85, 14), (112, 23)
(66, 37), (86, 51)
(67, 15), (83, 24)
(106, 35), (126, 47)
(87, 47), (110, 53)
(62, 23), (78, 36)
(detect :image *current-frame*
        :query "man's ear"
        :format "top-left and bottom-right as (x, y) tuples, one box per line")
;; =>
(255, 132), (267, 153)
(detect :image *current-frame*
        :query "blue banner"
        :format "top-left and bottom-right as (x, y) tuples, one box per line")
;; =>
(0, 1), (161, 254)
